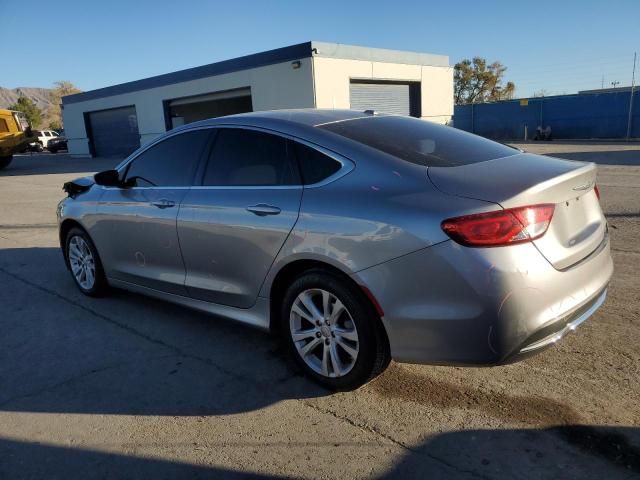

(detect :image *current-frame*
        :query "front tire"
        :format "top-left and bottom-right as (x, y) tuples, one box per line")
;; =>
(280, 270), (390, 390)
(65, 227), (108, 296)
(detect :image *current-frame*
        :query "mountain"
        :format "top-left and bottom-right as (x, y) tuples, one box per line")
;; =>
(0, 87), (54, 112)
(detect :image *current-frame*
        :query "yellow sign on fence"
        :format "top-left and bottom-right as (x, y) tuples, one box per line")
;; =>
(520, 99), (529, 106)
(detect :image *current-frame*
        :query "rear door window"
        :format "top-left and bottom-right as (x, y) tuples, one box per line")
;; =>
(202, 128), (299, 186)
(123, 129), (212, 187)
(318, 115), (518, 167)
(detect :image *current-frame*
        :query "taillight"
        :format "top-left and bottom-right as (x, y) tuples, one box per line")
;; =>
(441, 204), (555, 247)
(594, 184), (600, 200)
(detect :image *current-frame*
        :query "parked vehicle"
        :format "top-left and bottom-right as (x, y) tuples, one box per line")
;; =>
(30, 129), (61, 151)
(47, 135), (68, 153)
(0, 109), (35, 169)
(58, 110), (613, 389)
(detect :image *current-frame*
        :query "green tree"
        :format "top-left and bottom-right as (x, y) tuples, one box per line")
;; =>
(47, 80), (82, 130)
(8, 96), (42, 128)
(454, 57), (515, 104)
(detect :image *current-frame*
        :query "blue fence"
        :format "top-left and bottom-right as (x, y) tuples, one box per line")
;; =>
(454, 90), (640, 140)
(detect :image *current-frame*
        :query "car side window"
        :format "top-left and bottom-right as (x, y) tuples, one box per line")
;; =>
(44, 131), (51, 137)
(123, 129), (212, 187)
(0, 119), (9, 133)
(202, 128), (299, 186)
(292, 142), (341, 185)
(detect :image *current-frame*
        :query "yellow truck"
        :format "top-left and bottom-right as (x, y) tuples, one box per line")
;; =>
(0, 109), (35, 169)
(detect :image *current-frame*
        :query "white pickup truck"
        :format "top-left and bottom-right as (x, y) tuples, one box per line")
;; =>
(30, 129), (61, 151)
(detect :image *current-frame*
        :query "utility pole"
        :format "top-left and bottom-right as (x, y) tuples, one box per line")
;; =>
(626, 52), (637, 141)
(611, 80), (620, 88)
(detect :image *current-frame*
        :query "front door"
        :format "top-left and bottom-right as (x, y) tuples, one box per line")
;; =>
(91, 128), (212, 295)
(178, 127), (302, 308)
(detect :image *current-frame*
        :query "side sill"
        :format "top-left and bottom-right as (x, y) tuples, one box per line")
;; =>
(107, 278), (271, 331)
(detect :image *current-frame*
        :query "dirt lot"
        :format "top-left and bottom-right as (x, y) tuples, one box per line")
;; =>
(0, 144), (638, 479)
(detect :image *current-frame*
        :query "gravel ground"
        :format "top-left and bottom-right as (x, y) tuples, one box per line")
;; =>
(0, 144), (638, 479)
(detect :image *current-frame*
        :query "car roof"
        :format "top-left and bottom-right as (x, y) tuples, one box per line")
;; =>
(186, 109), (381, 129)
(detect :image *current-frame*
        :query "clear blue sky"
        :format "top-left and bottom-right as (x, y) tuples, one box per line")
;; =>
(2, 0), (638, 97)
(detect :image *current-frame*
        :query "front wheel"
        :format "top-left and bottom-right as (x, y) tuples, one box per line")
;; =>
(0, 156), (12, 170)
(280, 270), (390, 390)
(65, 227), (108, 296)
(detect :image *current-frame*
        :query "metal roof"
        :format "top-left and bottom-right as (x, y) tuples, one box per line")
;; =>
(63, 42), (449, 105)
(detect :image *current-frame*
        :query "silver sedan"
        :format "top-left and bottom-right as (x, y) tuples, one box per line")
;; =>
(58, 110), (613, 389)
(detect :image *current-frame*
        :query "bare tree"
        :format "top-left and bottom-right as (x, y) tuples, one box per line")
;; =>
(454, 57), (515, 105)
(46, 81), (81, 130)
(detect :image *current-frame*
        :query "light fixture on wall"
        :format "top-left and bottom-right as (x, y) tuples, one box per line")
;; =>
(291, 60), (301, 69)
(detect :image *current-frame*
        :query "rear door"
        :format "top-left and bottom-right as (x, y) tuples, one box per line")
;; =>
(177, 127), (302, 308)
(91, 128), (212, 294)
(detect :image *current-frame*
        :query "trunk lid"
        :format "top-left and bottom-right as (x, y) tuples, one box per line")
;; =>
(428, 153), (606, 270)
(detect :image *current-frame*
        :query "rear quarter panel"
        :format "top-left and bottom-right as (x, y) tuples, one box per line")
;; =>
(259, 147), (498, 298)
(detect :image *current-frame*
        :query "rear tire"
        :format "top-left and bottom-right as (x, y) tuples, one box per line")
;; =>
(0, 156), (12, 170)
(65, 227), (108, 296)
(280, 270), (390, 390)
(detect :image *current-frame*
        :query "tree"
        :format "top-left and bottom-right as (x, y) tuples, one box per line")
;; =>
(8, 96), (42, 128)
(454, 57), (515, 104)
(532, 89), (550, 97)
(46, 80), (82, 130)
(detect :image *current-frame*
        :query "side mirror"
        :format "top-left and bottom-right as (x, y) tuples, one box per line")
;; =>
(94, 169), (122, 187)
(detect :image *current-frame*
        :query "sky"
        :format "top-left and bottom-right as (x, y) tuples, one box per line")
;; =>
(1, 0), (638, 98)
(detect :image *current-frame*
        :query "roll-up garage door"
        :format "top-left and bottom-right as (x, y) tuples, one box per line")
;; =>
(350, 82), (411, 116)
(87, 106), (140, 157)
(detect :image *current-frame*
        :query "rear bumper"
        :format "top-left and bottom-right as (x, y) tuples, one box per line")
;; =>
(352, 233), (613, 366)
(500, 285), (607, 364)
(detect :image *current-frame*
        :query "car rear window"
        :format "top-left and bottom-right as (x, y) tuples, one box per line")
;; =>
(318, 115), (518, 167)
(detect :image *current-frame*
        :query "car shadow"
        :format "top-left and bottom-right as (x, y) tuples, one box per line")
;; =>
(0, 245), (328, 418)
(2, 153), (121, 176)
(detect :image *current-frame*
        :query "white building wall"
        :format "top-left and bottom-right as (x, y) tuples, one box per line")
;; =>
(63, 59), (314, 157)
(312, 57), (453, 123)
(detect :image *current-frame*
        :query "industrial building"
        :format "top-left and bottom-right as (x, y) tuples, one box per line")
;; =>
(61, 41), (453, 157)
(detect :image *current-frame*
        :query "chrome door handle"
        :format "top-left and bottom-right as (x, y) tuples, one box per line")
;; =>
(246, 204), (281, 216)
(151, 199), (175, 209)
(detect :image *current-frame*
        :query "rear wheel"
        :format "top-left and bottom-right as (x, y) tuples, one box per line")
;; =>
(280, 270), (390, 390)
(65, 227), (107, 296)
(0, 156), (12, 170)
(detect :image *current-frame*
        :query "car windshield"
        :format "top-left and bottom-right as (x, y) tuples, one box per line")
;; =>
(318, 115), (518, 167)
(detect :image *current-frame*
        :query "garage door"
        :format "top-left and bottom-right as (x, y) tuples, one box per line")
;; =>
(350, 82), (411, 116)
(87, 106), (140, 157)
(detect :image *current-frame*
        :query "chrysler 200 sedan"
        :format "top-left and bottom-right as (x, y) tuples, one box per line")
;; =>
(58, 110), (613, 390)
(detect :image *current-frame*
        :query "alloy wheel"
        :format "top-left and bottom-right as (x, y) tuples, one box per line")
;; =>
(68, 235), (96, 290)
(289, 288), (359, 378)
